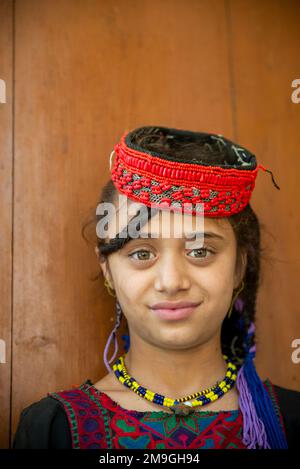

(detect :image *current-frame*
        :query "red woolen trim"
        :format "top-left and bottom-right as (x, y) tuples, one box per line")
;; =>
(110, 130), (261, 217)
(114, 132), (258, 187)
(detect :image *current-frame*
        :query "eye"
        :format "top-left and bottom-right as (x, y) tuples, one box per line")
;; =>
(128, 249), (155, 261)
(186, 247), (215, 259)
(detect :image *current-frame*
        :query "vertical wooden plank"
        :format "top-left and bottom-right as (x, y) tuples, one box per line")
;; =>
(12, 0), (235, 442)
(0, 0), (13, 449)
(228, 0), (300, 389)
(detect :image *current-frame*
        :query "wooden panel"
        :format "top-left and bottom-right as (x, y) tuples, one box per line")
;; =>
(228, 0), (300, 389)
(0, 0), (13, 449)
(8, 0), (299, 448)
(11, 0), (234, 444)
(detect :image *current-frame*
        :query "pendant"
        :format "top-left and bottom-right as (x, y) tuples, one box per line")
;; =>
(169, 402), (196, 416)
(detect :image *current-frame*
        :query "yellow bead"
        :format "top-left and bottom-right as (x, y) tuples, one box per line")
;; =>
(164, 398), (174, 405)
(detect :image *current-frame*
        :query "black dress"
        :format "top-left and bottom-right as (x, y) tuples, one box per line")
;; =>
(12, 381), (300, 449)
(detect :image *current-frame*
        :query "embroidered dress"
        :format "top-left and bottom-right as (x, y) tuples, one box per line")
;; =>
(46, 379), (283, 450)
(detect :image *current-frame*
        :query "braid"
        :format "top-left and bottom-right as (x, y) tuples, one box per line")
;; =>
(221, 203), (261, 366)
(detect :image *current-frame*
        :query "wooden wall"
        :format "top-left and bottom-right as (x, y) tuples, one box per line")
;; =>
(0, 0), (299, 449)
(0, 0), (13, 450)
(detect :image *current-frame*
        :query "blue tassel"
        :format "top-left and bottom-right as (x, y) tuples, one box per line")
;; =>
(243, 355), (288, 449)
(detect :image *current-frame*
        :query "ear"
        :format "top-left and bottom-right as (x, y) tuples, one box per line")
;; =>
(95, 246), (114, 288)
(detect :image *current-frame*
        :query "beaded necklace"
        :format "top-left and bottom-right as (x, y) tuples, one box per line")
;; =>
(112, 353), (238, 416)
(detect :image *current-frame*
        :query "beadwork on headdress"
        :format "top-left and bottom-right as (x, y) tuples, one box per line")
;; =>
(110, 126), (279, 217)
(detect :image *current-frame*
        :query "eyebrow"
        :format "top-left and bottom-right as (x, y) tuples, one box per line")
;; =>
(185, 231), (225, 241)
(134, 231), (225, 241)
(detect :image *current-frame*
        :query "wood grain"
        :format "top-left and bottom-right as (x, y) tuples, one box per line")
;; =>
(0, 0), (298, 448)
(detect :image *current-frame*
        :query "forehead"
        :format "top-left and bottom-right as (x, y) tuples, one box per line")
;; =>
(104, 194), (233, 242)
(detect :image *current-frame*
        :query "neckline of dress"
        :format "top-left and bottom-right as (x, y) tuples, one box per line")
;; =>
(82, 380), (240, 417)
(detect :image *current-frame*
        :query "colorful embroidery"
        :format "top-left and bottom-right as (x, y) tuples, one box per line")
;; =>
(109, 128), (276, 217)
(48, 381), (246, 449)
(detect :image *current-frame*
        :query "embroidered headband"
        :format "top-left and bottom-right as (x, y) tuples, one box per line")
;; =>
(110, 126), (280, 217)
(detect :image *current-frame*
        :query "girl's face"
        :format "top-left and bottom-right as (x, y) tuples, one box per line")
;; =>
(98, 200), (246, 351)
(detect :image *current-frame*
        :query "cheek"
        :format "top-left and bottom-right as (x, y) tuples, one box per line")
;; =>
(111, 268), (149, 317)
(111, 256), (151, 294)
(197, 256), (236, 309)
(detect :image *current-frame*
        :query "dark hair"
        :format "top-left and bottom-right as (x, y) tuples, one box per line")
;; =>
(82, 127), (269, 366)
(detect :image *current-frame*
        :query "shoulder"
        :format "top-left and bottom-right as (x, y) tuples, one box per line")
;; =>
(273, 382), (300, 400)
(270, 382), (300, 448)
(13, 395), (71, 449)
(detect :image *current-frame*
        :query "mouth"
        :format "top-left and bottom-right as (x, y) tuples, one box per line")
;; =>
(149, 302), (201, 321)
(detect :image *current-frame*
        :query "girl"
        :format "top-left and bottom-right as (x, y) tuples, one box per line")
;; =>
(13, 126), (300, 449)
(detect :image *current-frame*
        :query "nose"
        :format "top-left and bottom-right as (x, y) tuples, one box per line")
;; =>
(154, 251), (191, 294)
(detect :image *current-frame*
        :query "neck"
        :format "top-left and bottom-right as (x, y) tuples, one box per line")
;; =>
(123, 331), (227, 398)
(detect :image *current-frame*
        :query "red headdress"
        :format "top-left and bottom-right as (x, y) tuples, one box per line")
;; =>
(110, 126), (279, 217)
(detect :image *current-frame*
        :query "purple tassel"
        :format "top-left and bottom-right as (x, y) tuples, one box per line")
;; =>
(103, 301), (122, 373)
(248, 321), (255, 335)
(234, 297), (245, 313)
(236, 366), (270, 449)
(103, 329), (119, 373)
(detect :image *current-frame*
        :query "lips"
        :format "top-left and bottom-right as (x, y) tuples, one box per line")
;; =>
(149, 301), (201, 321)
(150, 300), (200, 309)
